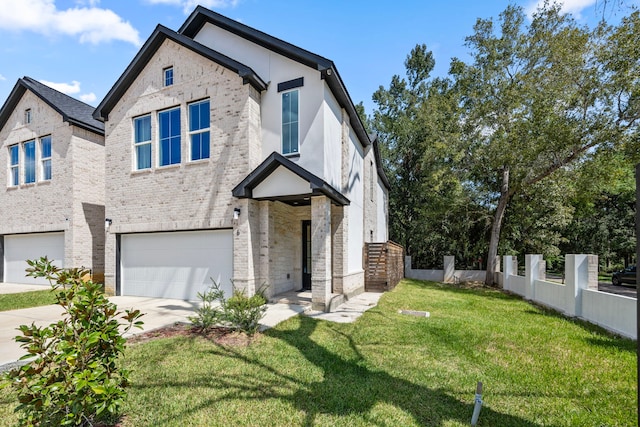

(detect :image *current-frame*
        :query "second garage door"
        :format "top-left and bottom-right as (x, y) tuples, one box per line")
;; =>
(4, 232), (65, 285)
(120, 230), (233, 300)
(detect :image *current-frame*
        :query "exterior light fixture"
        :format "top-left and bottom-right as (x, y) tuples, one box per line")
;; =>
(233, 208), (241, 220)
(105, 218), (112, 231)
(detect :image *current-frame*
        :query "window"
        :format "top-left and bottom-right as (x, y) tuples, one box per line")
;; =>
(134, 115), (152, 170)
(9, 145), (19, 186)
(164, 67), (174, 87)
(189, 99), (210, 161)
(370, 160), (374, 201)
(40, 136), (52, 180)
(24, 140), (36, 184)
(24, 109), (32, 124)
(159, 108), (181, 166)
(282, 90), (299, 155)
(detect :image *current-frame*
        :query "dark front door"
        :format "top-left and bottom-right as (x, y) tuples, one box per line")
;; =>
(302, 220), (311, 290)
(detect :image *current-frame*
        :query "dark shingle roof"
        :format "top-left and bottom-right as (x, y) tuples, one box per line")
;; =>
(0, 76), (104, 135)
(94, 25), (267, 121)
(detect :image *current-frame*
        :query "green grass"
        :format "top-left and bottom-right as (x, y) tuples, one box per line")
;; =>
(0, 289), (56, 312)
(0, 279), (636, 426)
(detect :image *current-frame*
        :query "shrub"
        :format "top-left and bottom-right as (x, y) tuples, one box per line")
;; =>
(4, 257), (143, 427)
(190, 281), (267, 336)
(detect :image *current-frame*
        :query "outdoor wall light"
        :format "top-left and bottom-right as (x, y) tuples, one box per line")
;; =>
(105, 218), (112, 231)
(233, 208), (241, 220)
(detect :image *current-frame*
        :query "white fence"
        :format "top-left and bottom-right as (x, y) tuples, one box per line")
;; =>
(405, 254), (637, 340)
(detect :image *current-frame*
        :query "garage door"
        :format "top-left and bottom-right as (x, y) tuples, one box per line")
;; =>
(4, 232), (65, 285)
(121, 230), (233, 300)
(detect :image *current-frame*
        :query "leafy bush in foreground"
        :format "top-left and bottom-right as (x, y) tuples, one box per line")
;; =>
(4, 257), (143, 426)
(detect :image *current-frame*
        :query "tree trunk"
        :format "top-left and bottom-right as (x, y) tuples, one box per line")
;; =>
(486, 167), (511, 286)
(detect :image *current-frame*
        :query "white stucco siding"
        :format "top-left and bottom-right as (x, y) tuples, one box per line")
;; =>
(194, 23), (327, 180)
(347, 127), (364, 274)
(322, 85), (343, 191)
(252, 166), (310, 198)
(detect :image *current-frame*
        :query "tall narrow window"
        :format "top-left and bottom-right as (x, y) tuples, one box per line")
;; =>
(164, 67), (174, 87)
(370, 160), (374, 201)
(24, 140), (36, 184)
(24, 109), (32, 124)
(41, 136), (52, 180)
(189, 99), (210, 161)
(159, 107), (181, 166)
(282, 90), (299, 155)
(9, 145), (19, 186)
(134, 115), (152, 170)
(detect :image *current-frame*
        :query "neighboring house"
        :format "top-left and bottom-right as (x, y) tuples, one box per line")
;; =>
(94, 6), (389, 311)
(0, 77), (105, 285)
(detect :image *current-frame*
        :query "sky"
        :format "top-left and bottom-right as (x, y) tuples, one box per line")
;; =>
(0, 0), (637, 115)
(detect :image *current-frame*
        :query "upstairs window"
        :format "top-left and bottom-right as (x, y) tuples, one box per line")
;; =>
(188, 99), (210, 161)
(164, 67), (174, 87)
(41, 136), (52, 180)
(9, 145), (19, 186)
(282, 90), (299, 155)
(24, 109), (32, 124)
(134, 115), (152, 170)
(159, 107), (181, 166)
(23, 140), (36, 184)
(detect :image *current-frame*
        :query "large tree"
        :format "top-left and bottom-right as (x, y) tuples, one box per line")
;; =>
(450, 4), (639, 284)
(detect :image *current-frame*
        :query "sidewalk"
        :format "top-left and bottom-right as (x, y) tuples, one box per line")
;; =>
(0, 292), (382, 371)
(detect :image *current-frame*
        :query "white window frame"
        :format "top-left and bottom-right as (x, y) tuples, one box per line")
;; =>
(188, 99), (210, 162)
(158, 107), (181, 167)
(133, 114), (152, 170)
(8, 144), (19, 187)
(24, 108), (31, 124)
(40, 135), (52, 181)
(281, 89), (300, 155)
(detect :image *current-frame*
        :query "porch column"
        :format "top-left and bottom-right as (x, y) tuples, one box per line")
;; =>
(311, 195), (332, 311)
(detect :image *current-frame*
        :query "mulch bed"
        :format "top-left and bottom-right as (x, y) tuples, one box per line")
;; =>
(126, 322), (259, 347)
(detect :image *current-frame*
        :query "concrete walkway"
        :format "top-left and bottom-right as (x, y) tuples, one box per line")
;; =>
(0, 291), (381, 370)
(0, 282), (52, 294)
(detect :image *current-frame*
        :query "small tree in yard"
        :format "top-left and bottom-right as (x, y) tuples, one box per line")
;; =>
(190, 281), (267, 336)
(3, 257), (143, 427)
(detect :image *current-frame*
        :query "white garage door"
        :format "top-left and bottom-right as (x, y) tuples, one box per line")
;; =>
(121, 230), (233, 300)
(4, 232), (65, 285)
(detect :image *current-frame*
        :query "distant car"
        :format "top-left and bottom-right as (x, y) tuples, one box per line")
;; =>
(612, 266), (636, 286)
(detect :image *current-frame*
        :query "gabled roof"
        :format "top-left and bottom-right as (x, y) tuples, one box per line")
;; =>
(0, 76), (104, 135)
(94, 24), (267, 121)
(232, 152), (350, 206)
(179, 6), (371, 148)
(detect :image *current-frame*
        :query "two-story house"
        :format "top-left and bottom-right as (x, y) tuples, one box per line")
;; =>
(0, 77), (105, 285)
(92, 6), (389, 311)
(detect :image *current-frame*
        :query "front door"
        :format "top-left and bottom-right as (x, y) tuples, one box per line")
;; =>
(302, 220), (311, 290)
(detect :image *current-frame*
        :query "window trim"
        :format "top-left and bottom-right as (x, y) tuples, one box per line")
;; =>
(8, 144), (19, 187)
(24, 108), (32, 124)
(40, 135), (52, 181)
(163, 66), (174, 87)
(188, 99), (210, 162)
(133, 114), (152, 170)
(158, 106), (181, 167)
(281, 89), (300, 156)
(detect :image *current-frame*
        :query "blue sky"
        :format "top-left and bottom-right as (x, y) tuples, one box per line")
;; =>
(0, 0), (636, 115)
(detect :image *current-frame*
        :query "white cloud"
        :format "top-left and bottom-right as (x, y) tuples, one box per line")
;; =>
(526, 0), (597, 17)
(39, 79), (81, 94)
(145, 0), (239, 14)
(0, 74), (6, 81)
(79, 92), (97, 103)
(0, 0), (141, 46)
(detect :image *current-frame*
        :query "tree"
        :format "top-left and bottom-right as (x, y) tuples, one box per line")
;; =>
(450, 3), (638, 284)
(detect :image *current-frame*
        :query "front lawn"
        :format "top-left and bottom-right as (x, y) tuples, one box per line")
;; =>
(0, 289), (56, 312)
(1, 279), (636, 426)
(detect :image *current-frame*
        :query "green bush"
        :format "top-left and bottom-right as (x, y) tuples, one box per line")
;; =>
(4, 257), (143, 427)
(190, 281), (267, 336)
